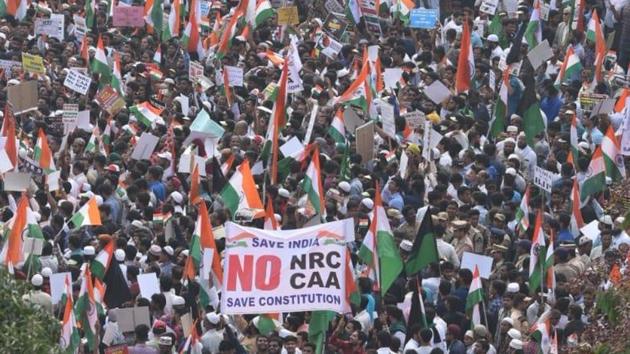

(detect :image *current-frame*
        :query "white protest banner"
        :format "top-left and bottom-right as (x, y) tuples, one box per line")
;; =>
(287, 36), (303, 93)
(64, 69), (92, 95)
(461, 252), (494, 279)
(137, 273), (161, 299)
(131, 132), (160, 160)
(73, 15), (87, 41)
(403, 111), (425, 129)
(527, 40), (553, 70)
(224, 65), (244, 87)
(35, 14), (64, 41)
(533, 166), (560, 192)
(221, 219), (353, 314)
(399, 150), (409, 178)
(380, 101), (396, 138)
(383, 68), (403, 90)
(50, 272), (71, 304)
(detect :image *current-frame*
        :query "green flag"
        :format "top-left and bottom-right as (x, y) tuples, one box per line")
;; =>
(308, 311), (335, 354)
(405, 206), (439, 275)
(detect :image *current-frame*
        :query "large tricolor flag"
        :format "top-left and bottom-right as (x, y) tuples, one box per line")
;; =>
(75, 265), (98, 350)
(553, 46), (581, 89)
(130, 102), (165, 128)
(267, 60), (289, 184)
(328, 108), (346, 144)
(264, 197), (279, 230)
(591, 10), (606, 84)
(0, 105), (18, 172)
(111, 51), (125, 97)
(602, 125), (625, 182)
(216, 7), (243, 60)
(524, 0), (542, 48)
(145, 0), (163, 36)
(182, 0), (204, 58)
(34, 128), (55, 172)
(489, 66), (510, 138)
(60, 274), (80, 354)
(455, 19), (474, 93)
(544, 230), (556, 302)
(163, 0), (181, 40)
(220, 160), (264, 219)
(301, 146), (326, 219)
(580, 147), (606, 202)
(70, 197), (102, 229)
(338, 49), (374, 116)
(0, 195), (27, 269)
(570, 178), (585, 235)
(246, 0), (274, 29)
(184, 201), (223, 286)
(529, 211), (546, 293)
(531, 318), (553, 354)
(358, 183), (403, 294)
(91, 235), (114, 280)
(466, 265), (484, 326)
(91, 36), (111, 78)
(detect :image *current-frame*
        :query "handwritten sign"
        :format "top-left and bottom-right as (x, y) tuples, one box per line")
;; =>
(277, 6), (299, 25)
(35, 14), (65, 41)
(73, 15), (87, 41)
(224, 65), (244, 87)
(64, 69), (92, 95)
(22, 53), (46, 75)
(409, 9), (439, 29)
(533, 166), (560, 192)
(63, 104), (79, 134)
(113, 6), (145, 27)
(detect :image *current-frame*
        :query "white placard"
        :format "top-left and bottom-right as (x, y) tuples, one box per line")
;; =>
(23, 237), (44, 256)
(324, 0), (344, 14)
(224, 65), (244, 87)
(424, 80), (452, 104)
(63, 104), (79, 134)
(533, 166), (560, 192)
(3, 172), (31, 191)
(480, 0), (499, 15)
(321, 37), (342, 59)
(422, 120), (432, 160)
(35, 14), (64, 41)
(189, 61), (204, 80)
(131, 132), (159, 160)
(580, 220), (601, 241)
(76, 110), (92, 131)
(380, 102), (396, 138)
(383, 68), (403, 90)
(137, 273), (161, 300)
(526, 40), (553, 70)
(46, 170), (61, 191)
(622, 98), (630, 155)
(50, 272), (71, 304)
(64, 69), (92, 95)
(280, 136), (304, 158)
(73, 15), (87, 41)
(461, 252), (494, 279)
(399, 150), (409, 178)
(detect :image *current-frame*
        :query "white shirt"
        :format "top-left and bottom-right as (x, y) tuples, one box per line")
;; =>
(437, 239), (460, 267)
(201, 329), (224, 354)
(613, 231), (630, 248)
(403, 338), (420, 352)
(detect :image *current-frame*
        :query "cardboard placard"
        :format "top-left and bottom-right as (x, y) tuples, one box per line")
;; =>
(380, 101), (396, 138)
(63, 104), (79, 134)
(34, 14), (64, 41)
(461, 252), (494, 279)
(383, 68), (403, 90)
(480, 0), (499, 15)
(113, 6), (145, 27)
(323, 13), (348, 40)
(115, 306), (151, 333)
(3, 172), (31, 191)
(526, 39), (553, 70)
(409, 8), (439, 29)
(64, 69), (92, 95)
(277, 6), (299, 25)
(96, 86), (126, 115)
(403, 111), (425, 129)
(343, 107), (364, 133)
(355, 121), (375, 164)
(8, 80), (38, 114)
(21, 53), (45, 75)
(131, 133), (160, 160)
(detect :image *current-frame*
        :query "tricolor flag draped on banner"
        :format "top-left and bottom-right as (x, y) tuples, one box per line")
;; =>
(359, 183), (403, 294)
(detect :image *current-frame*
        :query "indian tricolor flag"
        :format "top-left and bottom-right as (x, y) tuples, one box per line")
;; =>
(328, 108), (346, 144)
(529, 211), (546, 293)
(184, 201), (223, 286)
(34, 128), (55, 172)
(130, 102), (165, 128)
(265, 49), (285, 67)
(144, 0), (163, 35)
(0, 195), (27, 269)
(153, 45), (162, 64)
(553, 46), (581, 89)
(216, 7), (242, 60)
(358, 183), (403, 294)
(524, 0), (542, 48)
(516, 185), (530, 234)
(268, 60), (289, 184)
(91, 235), (114, 280)
(246, 0), (274, 29)
(530, 318), (552, 354)
(466, 265), (484, 326)
(182, 0), (204, 58)
(189, 164), (201, 205)
(602, 125), (625, 182)
(570, 178), (585, 235)
(1, 0), (27, 20)
(162, 0), (181, 40)
(592, 10), (606, 84)
(344, 248), (361, 312)
(91, 35), (111, 78)
(60, 274), (80, 354)
(580, 147), (606, 202)
(111, 51), (125, 97)
(75, 266), (98, 350)
(394, 0), (415, 24)
(338, 49), (372, 114)
(615, 88), (630, 112)
(301, 146), (326, 218)
(455, 20), (474, 93)
(545, 230), (556, 302)
(220, 160), (264, 218)
(489, 66), (510, 138)
(70, 197), (102, 229)
(264, 197), (279, 230)
(180, 320), (203, 354)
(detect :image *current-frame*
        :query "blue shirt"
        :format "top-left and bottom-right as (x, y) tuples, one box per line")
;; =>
(149, 180), (167, 202)
(507, 76), (523, 117)
(557, 228), (575, 243)
(541, 95), (563, 122)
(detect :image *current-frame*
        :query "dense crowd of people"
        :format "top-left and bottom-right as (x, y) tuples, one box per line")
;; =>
(2, 0), (630, 353)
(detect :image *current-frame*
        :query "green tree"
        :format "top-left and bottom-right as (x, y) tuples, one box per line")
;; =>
(0, 268), (60, 352)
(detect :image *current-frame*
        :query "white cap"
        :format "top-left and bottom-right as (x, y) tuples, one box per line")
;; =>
(361, 198), (374, 210)
(114, 249), (125, 262)
(501, 317), (514, 326)
(338, 181), (351, 193)
(181, 250), (189, 257)
(83, 246), (96, 256)
(400, 240), (413, 252)
(487, 34), (499, 42)
(41, 267), (52, 278)
(31, 274), (43, 287)
(170, 191), (183, 204)
(172, 295), (185, 306)
(507, 328), (521, 340)
(164, 246), (174, 256)
(509, 339), (523, 350)
(506, 125), (519, 133)
(600, 215), (613, 226)
(508, 153), (521, 161)
(206, 312), (221, 324)
(149, 245), (162, 256)
(505, 168), (517, 176)
(157, 151), (172, 161)
(507, 282), (520, 293)
(278, 188), (290, 198)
